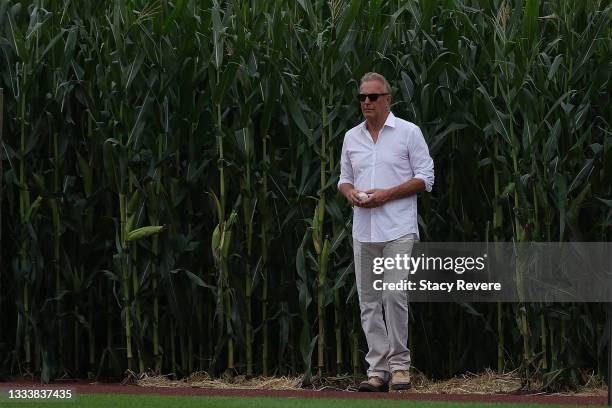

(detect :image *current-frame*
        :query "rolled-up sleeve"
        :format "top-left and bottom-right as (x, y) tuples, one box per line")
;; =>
(337, 134), (354, 189)
(408, 126), (434, 192)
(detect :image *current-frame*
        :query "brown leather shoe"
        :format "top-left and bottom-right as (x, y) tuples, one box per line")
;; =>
(390, 370), (411, 391)
(358, 376), (389, 392)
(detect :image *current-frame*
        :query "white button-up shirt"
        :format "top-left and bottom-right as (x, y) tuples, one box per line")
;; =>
(337, 112), (434, 242)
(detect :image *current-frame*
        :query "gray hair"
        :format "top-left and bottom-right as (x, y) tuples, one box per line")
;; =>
(359, 72), (392, 94)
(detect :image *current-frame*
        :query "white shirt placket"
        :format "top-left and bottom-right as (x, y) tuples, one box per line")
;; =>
(367, 125), (384, 242)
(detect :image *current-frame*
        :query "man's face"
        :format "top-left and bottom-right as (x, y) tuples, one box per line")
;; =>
(359, 80), (390, 121)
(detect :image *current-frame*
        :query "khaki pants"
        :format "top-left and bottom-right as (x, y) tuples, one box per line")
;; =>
(353, 233), (417, 380)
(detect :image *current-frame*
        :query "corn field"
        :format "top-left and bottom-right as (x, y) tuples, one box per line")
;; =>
(0, 0), (611, 389)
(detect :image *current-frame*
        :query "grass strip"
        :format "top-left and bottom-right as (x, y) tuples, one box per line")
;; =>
(0, 392), (603, 408)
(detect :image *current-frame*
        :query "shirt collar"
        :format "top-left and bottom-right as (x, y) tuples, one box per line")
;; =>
(361, 111), (396, 132)
(384, 111), (396, 128)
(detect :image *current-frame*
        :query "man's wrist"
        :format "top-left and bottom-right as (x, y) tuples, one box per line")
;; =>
(339, 184), (355, 200)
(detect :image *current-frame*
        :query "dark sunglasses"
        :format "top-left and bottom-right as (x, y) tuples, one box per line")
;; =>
(358, 93), (389, 102)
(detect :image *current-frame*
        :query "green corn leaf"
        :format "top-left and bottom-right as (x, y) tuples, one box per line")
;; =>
(336, 0), (361, 39)
(162, 0), (185, 33)
(211, 0), (225, 70)
(521, 0), (539, 45)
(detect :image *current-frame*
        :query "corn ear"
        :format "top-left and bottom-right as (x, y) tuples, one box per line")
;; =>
(126, 225), (165, 242)
(319, 238), (330, 286)
(127, 189), (141, 213)
(24, 196), (43, 223)
(222, 229), (232, 260)
(312, 200), (322, 254)
(76, 152), (93, 197)
(212, 224), (221, 262)
(126, 214), (136, 236)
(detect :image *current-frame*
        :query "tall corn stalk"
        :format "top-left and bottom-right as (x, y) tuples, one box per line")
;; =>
(208, 0), (244, 375)
(239, 126), (256, 376)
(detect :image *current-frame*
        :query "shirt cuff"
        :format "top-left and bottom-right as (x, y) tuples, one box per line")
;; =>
(413, 175), (433, 192)
(337, 178), (354, 189)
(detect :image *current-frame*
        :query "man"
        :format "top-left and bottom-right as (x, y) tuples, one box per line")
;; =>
(337, 72), (434, 392)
